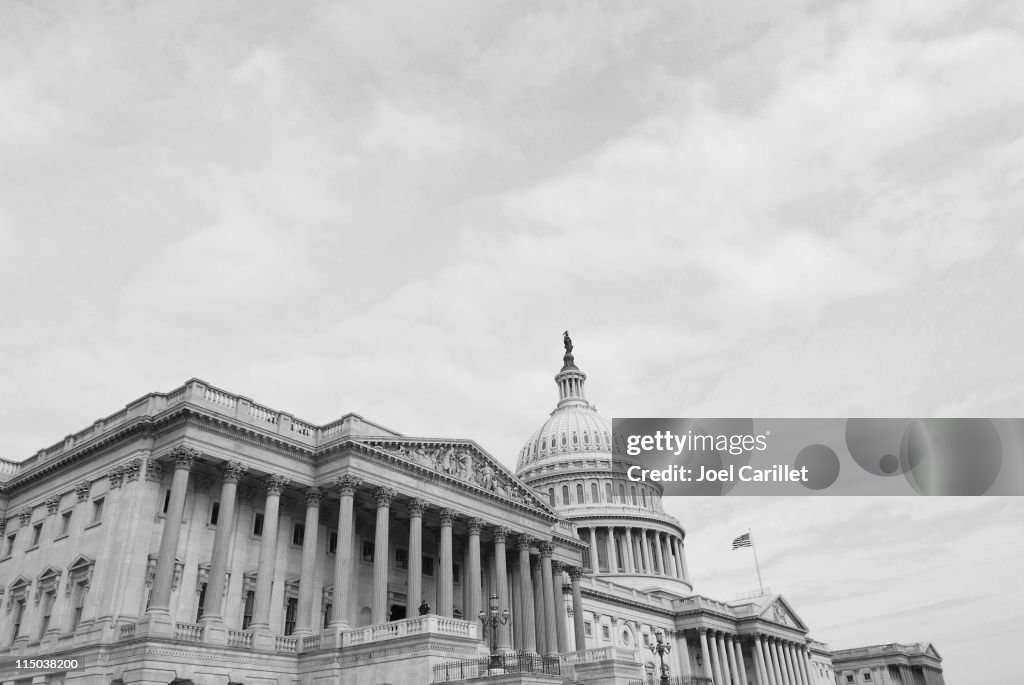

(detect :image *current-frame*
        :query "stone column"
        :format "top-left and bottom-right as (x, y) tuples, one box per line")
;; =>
(717, 633), (733, 685)
(605, 526), (617, 572)
(515, 536), (538, 655)
(330, 475), (359, 630)
(654, 532), (667, 576)
(672, 538), (684, 578)
(407, 499), (426, 615)
(588, 528), (599, 572)
(493, 527), (512, 652)
(532, 557), (548, 655)
(675, 630), (693, 676)
(769, 639), (786, 685)
(251, 474), (288, 631)
(551, 561), (570, 653)
(783, 642), (798, 685)
(539, 542), (558, 655)
(294, 487), (322, 636)
(467, 517), (483, 632)
(800, 647), (814, 685)
(754, 635), (771, 685)
(699, 628), (716, 683)
(642, 530), (654, 573)
(679, 539), (691, 579)
(202, 461), (247, 630)
(372, 487), (396, 624)
(148, 446), (198, 614)
(726, 634), (740, 685)
(623, 528), (636, 573)
(734, 636), (750, 685)
(568, 566), (585, 652)
(438, 508), (455, 618)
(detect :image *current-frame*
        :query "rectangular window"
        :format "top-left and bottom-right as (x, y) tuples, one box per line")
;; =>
(162, 490), (171, 514)
(584, 621), (593, 637)
(92, 498), (105, 524)
(328, 531), (338, 555)
(253, 512), (264, 537)
(4, 534), (14, 556)
(195, 583), (207, 622)
(863, 674), (872, 682)
(39, 591), (54, 638)
(601, 625), (610, 640)
(422, 555), (434, 577)
(284, 597), (298, 635)
(31, 523), (42, 547)
(643, 632), (650, 646)
(292, 523), (305, 546)
(209, 502), (220, 526)
(59, 511), (72, 536)
(362, 540), (375, 563)
(846, 676), (855, 684)
(242, 591), (255, 629)
(323, 603), (333, 628)
(395, 547), (408, 570)
(13, 600), (26, 639)
(71, 582), (86, 631)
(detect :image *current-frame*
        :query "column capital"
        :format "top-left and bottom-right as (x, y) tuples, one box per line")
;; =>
(551, 560), (565, 573)
(375, 486), (397, 507)
(18, 509), (32, 525)
(493, 526), (511, 543)
(145, 459), (163, 482)
(698, 626), (709, 635)
(264, 474), (289, 495)
(409, 497), (428, 517)
(75, 480), (91, 501)
(169, 445), (201, 470)
(107, 466), (125, 489)
(539, 540), (555, 557)
(123, 457), (143, 482)
(467, 516), (484, 534)
(305, 487), (323, 507)
(335, 474), (361, 495)
(220, 461), (248, 483)
(533, 556), (544, 572)
(439, 508), (456, 526)
(44, 496), (61, 516)
(515, 533), (534, 551)
(567, 566), (584, 581)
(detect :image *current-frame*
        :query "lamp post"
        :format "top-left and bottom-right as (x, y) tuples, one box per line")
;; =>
(478, 593), (510, 670)
(649, 628), (672, 685)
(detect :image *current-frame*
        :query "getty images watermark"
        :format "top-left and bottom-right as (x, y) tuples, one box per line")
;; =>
(613, 418), (1024, 496)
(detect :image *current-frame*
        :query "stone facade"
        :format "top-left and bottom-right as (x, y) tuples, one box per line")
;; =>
(0, 349), (945, 685)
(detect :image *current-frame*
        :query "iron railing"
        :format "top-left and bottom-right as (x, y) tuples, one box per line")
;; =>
(432, 653), (561, 682)
(628, 676), (714, 685)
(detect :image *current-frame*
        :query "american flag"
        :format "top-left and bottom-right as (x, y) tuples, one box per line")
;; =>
(732, 532), (752, 549)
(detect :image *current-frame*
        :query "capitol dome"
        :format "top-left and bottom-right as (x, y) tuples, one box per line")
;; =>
(516, 334), (693, 595)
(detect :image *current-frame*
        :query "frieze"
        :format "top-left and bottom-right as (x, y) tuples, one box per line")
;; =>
(361, 439), (551, 512)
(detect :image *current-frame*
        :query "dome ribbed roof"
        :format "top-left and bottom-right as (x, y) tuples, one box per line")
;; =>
(516, 406), (612, 472)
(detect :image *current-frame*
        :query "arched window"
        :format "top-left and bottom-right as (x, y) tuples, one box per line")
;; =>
(562, 485), (570, 504)
(605, 483), (613, 502)
(618, 484), (626, 502)
(576, 483), (584, 503)
(630, 486), (638, 505)
(641, 489), (648, 507)
(548, 488), (555, 507)
(591, 482), (599, 503)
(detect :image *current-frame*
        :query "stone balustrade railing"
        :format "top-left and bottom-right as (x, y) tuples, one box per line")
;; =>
(227, 630), (253, 648)
(342, 615), (478, 647)
(301, 635), (321, 651)
(174, 623), (203, 642)
(560, 646), (640, 665)
(1, 379), (406, 478)
(275, 636), (298, 653)
(119, 624), (137, 640)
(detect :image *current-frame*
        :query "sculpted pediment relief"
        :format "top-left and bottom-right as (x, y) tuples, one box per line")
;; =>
(761, 596), (808, 631)
(358, 439), (554, 514)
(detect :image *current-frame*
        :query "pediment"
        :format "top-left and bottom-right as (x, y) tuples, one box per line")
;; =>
(356, 438), (557, 516)
(8, 575), (30, 590)
(759, 595), (808, 631)
(68, 555), (95, 572)
(37, 566), (62, 582)
(923, 643), (941, 660)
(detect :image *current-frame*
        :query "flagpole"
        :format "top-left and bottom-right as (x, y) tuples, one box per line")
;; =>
(749, 528), (765, 595)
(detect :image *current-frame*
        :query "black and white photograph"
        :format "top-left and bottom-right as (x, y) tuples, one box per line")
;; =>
(1, 3), (1022, 685)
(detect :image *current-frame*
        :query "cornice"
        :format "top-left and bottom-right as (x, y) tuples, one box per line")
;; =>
(579, 586), (676, 617)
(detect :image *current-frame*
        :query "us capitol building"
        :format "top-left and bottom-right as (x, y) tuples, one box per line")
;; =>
(0, 339), (945, 685)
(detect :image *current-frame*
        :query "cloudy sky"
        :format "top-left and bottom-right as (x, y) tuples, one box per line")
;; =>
(2, 0), (1022, 681)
